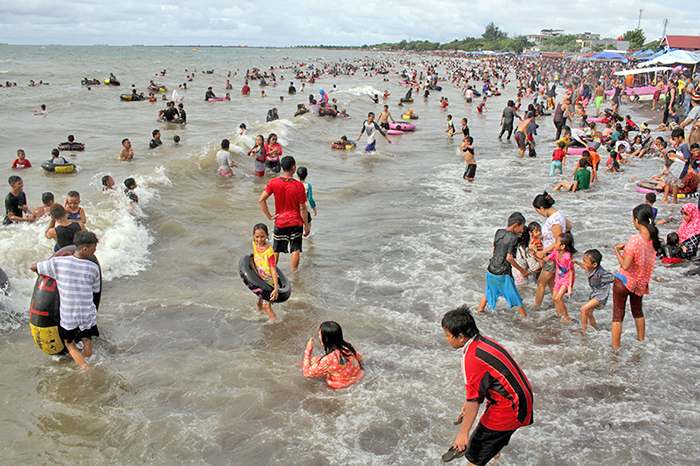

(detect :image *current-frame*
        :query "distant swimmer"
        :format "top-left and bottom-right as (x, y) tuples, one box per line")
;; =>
(119, 138), (134, 161)
(149, 130), (163, 149)
(34, 104), (47, 116)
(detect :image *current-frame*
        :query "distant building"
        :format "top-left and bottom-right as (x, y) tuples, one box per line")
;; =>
(660, 35), (700, 51)
(526, 29), (565, 48)
(580, 39), (630, 52)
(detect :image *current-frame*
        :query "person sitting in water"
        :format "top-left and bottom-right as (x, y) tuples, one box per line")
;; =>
(554, 159), (591, 192)
(49, 148), (68, 165)
(32, 192), (55, 219)
(11, 149), (31, 169)
(205, 86), (216, 101)
(60, 135), (84, 149)
(149, 130), (163, 149)
(302, 321), (364, 389)
(294, 104), (308, 117)
(333, 135), (355, 149)
(102, 175), (117, 193)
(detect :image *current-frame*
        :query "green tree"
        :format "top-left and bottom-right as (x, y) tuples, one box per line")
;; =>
(482, 22), (507, 42)
(590, 43), (606, 52)
(645, 39), (661, 51)
(623, 29), (646, 49)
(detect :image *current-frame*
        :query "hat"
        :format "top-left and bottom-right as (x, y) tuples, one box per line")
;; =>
(691, 91), (700, 101)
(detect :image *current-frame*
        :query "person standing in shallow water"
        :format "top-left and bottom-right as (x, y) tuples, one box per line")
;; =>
(499, 100), (520, 139)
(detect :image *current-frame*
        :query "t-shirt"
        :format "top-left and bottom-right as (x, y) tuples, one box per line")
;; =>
(542, 210), (567, 250)
(552, 148), (565, 162)
(253, 242), (276, 285)
(685, 105), (700, 124)
(618, 234), (656, 296)
(264, 143), (282, 162)
(4, 191), (27, 224)
(502, 107), (517, 125)
(488, 229), (518, 276)
(360, 120), (384, 144)
(11, 158), (31, 169)
(263, 176), (307, 228)
(149, 138), (163, 149)
(216, 150), (233, 171)
(36, 255), (101, 331)
(462, 335), (534, 431)
(573, 168), (591, 190)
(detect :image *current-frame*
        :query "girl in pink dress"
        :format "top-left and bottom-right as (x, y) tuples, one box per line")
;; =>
(546, 232), (577, 323)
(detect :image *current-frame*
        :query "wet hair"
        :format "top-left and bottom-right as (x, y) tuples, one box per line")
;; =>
(691, 143), (700, 151)
(173, 135), (180, 143)
(296, 166), (308, 180)
(367, 112), (375, 117)
(252, 223), (268, 235)
(74, 231), (98, 248)
(584, 249), (602, 266)
(528, 221), (541, 233)
(17, 149), (25, 156)
(557, 140), (566, 149)
(319, 321), (360, 366)
(441, 305), (479, 339)
(67, 135), (75, 142)
(280, 155), (295, 172)
(507, 212), (526, 227)
(41, 192), (54, 205)
(518, 226), (531, 247)
(8, 175), (21, 185)
(124, 177), (136, 189)
(632, 204), (661, 251)
(152, 129), (160, 137)
(447, 114), (452, 119)
(579, 159), (588, 169)
(558, 231), (577, 255)
(645, 192), (656, 204)
(666, 232), (679, 246)
(51, 148), (60, 157)
(122, 138), (129, 145)
(466, 136), (473, 144)
(49, 204), (66, 219)
(267, 133), (278, 143)
(671, 128), (685, 140)
(239, 123), (247, 129)
(221, 139), (230, 150)
(533, 191), (555, 210)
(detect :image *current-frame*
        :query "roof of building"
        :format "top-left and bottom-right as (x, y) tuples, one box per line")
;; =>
(661, 35), (700, 50)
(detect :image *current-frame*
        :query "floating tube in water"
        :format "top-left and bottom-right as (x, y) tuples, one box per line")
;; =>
(399, 98), (414, 103)
(238, 254), (291, 303)
(104, 79), (120, 86)
(387, 129), (404, 135)
(120, 94), (145, 101)
(207, 97), (224, 101)
(41, 161), (75, 174)
(331, 142), (356, 150)
(566, 147), (587, 156)
(58, 143), (85, 152)
(587, 116), (605, 123)
(401, 114), (418, 120)
(29, 246), (102, 355)
(635, 182), (699, 199)
(389, 123), (415, 131)
(81, 79), (100, 86)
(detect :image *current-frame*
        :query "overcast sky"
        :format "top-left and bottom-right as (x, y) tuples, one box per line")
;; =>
(1, 0), (697, 47)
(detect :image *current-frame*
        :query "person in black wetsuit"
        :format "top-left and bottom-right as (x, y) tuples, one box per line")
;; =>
(45, 204), (85, 251)
(163, 101), (179, 122)
(205, 87), (216, 101)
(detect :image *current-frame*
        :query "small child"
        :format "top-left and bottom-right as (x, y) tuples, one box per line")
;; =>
(514, 228), (531, 286)
(573, 249), (614, 333)
(644, 193), (671, 226)
(461, 136), (476, 182)
(445, 114), (455, 137)
(302, 321), (364, 389)
(550, 141), (566, 176)
(604, 150), (620, 173)
(658, 232), (683, 264)
(476, 212), (529, 317)
(334, 135), (355, 149)
(124, 178), (138, 210)
(554, 159), (591, 192)
(545, 232), (576, 323)
(296, 166), (317, 232)
(65, 190), (86, 226)
(173, 135), (181, 145)
(477, 97), (487, 114)
(526, 221), (543, 277)
(252, 223), (279, 321)
(11, 149), (32, 169)
(239, 123), (248, 136)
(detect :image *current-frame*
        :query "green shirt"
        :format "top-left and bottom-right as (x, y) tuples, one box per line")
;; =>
(573, 168), (591, 191)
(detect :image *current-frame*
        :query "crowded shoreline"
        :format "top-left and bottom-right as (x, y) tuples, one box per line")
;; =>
(1, 46), (699, 464)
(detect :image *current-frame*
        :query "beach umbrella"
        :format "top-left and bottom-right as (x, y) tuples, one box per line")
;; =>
(589, 51), (625, 61)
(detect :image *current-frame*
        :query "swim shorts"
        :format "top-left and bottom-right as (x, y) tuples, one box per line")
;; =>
(466, 423), (517, 466)
(514, 131), (526, 150)
(380, 122), (389, 130)
(612, 276), (643, 322)
(484, 271), (523, 310)
(59, 324), (100, 344)
(218, 168), (234, 178)
(273, 225), (303, 254)
(364, 141), (377, 152)
(595, 96), (604, 109)
(463, 163), (477, 180)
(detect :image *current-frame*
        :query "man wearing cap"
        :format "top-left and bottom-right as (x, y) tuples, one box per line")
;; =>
(680, 91), (700, 130)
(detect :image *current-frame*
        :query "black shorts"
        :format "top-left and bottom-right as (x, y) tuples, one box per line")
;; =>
(380, 122), (389, 130)
(463, 163), (477, 180)
(514, 131), (526, 150)
(273, 225), (303, 254)
(466, 423), (516, 466)
(59, 324), (99, 344)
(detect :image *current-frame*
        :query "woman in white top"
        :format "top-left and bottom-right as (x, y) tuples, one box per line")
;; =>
(532, 191), (572, 308)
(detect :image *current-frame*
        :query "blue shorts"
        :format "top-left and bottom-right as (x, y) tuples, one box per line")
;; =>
(484, 271), (523, 310)
(364, 141), (377, 152)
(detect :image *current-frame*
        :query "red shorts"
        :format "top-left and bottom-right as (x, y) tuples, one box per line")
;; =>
(612, 277), (644, 322)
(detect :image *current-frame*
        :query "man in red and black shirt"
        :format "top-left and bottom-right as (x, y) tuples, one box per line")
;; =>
(259, 155), (310, 271)
(442, 305), (533, 465)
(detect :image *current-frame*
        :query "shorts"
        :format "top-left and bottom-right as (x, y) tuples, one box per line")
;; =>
(662, 172), (682, 188)
(484, 271), (523, 310)
(589, 289), (609, 307)
(380, 122), (389, 130)
(466, 97), (473, 103)
(514, 131), (526, 150)
(364, 141), (377, 152)
(59, 324), (99, 344)
(612, 276), (644, 322)
(463, 163), (477, 180)
(273, 225), (303, 254)
(653, 91), (661, 101)
(254, 170), (265, 177)
(595, 96), (604, 109)
(542, 260), (556, 274)
(218, 168), (234, 178)
(466, 423), (517, 466)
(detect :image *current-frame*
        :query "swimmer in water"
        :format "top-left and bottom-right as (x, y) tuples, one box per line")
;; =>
(302, 321), (363, 389)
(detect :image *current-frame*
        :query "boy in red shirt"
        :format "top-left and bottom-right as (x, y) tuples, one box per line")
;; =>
(11, 149), (31, 169)
(442, 305), (533, 465)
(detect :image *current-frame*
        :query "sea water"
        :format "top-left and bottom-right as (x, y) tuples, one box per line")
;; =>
(0, 46), (699, 465)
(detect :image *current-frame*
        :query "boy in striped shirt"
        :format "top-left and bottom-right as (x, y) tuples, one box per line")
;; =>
(31, 231), (101, 369)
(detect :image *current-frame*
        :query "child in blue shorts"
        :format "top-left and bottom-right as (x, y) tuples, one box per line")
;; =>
(477, 212), (529, 317)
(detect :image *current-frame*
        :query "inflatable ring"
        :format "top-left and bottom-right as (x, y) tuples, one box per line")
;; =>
(120, 94), (144, 101)
(58, 143), (85, 152)
(635, 182), (699, 199)
(104, 79), (120, 86)
(401, 114), (418, 120)
(389, 123), (415, 131)
(29, 246), (102, 355)
(238, 254), (291, 303)
(399, 98), (414, 103)
(331, 143), (355, 150)
(387, 129), (404, 135)
(42, 161), (75, 173)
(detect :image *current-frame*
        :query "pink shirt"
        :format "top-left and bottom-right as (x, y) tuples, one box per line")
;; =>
(619, 234), (655, 296)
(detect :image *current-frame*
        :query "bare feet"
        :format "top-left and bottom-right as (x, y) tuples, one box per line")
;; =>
(562, 316), (572, 324)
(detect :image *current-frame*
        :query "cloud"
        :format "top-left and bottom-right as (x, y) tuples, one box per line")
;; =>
(0, 0), (697, 46)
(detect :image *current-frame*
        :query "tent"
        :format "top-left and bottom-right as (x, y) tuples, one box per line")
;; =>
(638, 49), (700, 67)
(588, 51), (625, 60)
(629, 48), (655, 60)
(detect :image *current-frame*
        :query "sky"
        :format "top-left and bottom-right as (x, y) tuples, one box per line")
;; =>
(0, 0), (698, 47)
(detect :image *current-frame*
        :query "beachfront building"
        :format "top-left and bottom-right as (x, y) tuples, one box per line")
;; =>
(660, 35), (700, 52)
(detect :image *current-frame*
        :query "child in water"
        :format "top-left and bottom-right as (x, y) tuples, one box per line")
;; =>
(65, 190), (86, 227)
(252, 223), (279, 322)
(573, 249), (614, 333)
(545, 232), (576, 323)
(296, 166), (317, 233)
(302, 321), (363, 389)
(445, 114), (455, 137)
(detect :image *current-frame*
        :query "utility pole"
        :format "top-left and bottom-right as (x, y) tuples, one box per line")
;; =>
(637, 9), (643, 30)
(662, 19), (669, 40)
